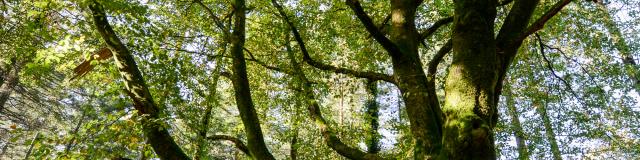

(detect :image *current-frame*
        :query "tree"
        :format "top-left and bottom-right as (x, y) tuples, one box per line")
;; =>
(1, 0), (639, 159)
(88, 1), (189, 159)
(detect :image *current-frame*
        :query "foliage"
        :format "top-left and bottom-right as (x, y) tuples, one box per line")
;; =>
(0, 0), (638, 159)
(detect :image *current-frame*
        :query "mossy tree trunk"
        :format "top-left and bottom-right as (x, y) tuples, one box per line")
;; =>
(88, 1), (189, 159)
(365, 80), (380, 154)
(279, 0), (572, 158)
(441, 0), (499, 159)
(388, 1), (444, 158)
(229, 0), (275, 159)
(532, 96), (562, 160)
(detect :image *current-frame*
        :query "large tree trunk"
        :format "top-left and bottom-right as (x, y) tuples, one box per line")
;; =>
(229, 0), (274, 159)
(88, 1), (189, 159)
(441, 0), (498, 159)
(387, 1), (443, 158)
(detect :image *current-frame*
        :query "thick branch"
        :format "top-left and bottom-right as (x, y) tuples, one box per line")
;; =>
(272, 0), (395, 84)
(424, 39), (451, 129)
(194, 0), (226, 31)
(515, 0), (572, 44)
(420, 17), (453, 41)
(208, 135), (251, 156)
(366, 14), (391, 39)
(345, 0), (403, 58)
(493, 0), (540, 114)
(244, 47), (293, 74)
(427, 39), (452, 80)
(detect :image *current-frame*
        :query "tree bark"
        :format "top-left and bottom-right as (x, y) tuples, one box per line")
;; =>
(229, 0), (275, 159)
(441, 0), (498, 159)
(88, 1), (189, 159)
(346, 0), (444, 158)
(0, 60), (20, 110)
(195, 33), (228, 160)
(536, 99), (562, 160)
(504, 84), (528, 159)
(365, 80), (380, 154)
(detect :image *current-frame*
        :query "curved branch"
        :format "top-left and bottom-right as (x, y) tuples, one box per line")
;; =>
(208, 135), (251, 156)
(427, 39), (452, 80)
(419, 17), (453, 41)
(536, 33), (582, 102)
(424, 39), (451, 121)
(243, 47), (293, 74)
(345, 0), (402, 58)
(272, 0), (396, 84)
(283, 33), (384, 160)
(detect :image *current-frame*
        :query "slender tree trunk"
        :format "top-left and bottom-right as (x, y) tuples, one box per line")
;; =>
(290, 81), (301, 160)
(283, 33), (381, 160)
(229, 0), (274, 159)
(504, 84), (528, 159)
(0, 141), (9, 156)
(88, 1), (189, 159)
(597, 4), (639, 92)
(65, 110), (87, 154)
(536, 98), (561, 160)
(195, 34), (227, 160)
(441, 0), (498, 159)
(0, 60), (20, 110)
(290, 130), (298, 160)
(24, 132), (39, 160)
(365, 80), (380, 154)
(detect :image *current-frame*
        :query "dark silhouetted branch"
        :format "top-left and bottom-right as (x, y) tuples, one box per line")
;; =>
(273, 0), (396, 84)
(208, 135), (251, 156)
(345, 0), (403, 58)
(516, 0), (572, 44)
